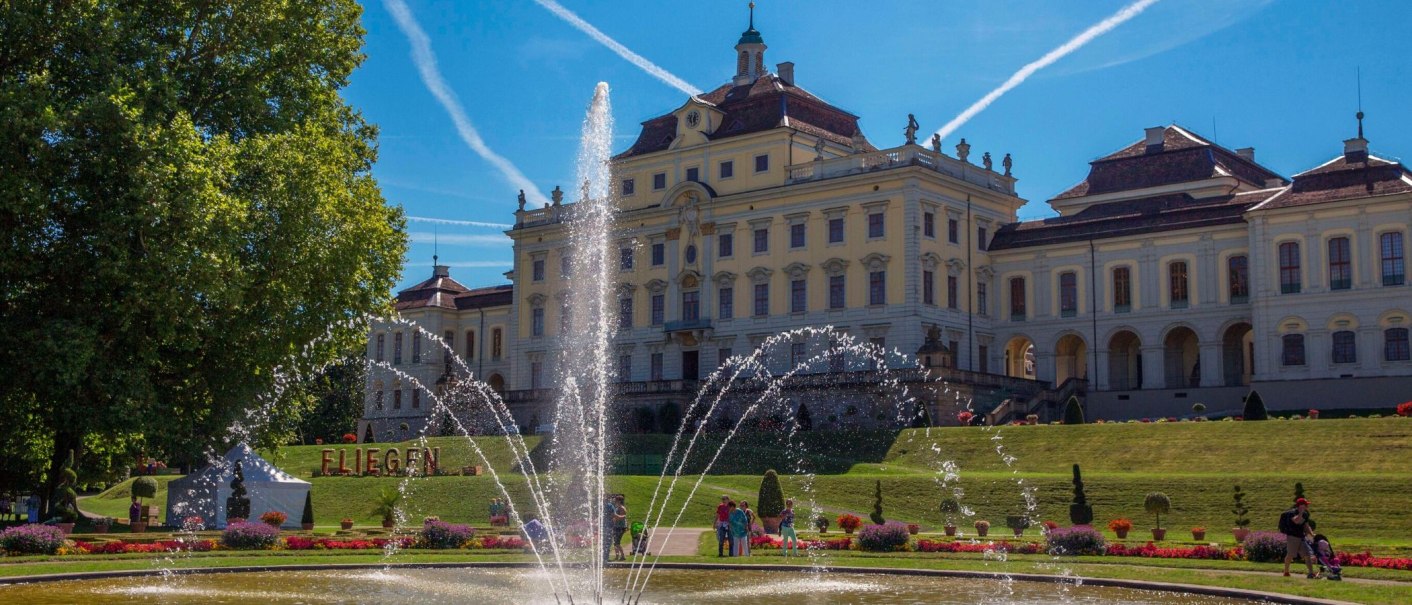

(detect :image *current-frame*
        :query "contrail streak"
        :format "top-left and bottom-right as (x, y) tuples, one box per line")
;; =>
(408, 216), (514, 229)
(384, 0), (549, 207)
(534, 0), (702, 97)
(933, 0), (1161, 142)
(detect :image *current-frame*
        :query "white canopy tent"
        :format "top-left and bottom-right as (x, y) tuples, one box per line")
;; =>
(164, 443), (310, 530)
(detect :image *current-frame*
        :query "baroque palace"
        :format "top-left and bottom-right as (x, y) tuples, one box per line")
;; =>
(357, 15), (1412, 442)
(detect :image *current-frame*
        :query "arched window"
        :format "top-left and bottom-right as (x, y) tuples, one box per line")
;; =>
(411, 331), (422, 363)
(1386, 328), (1410, 361)
(1279, 242), (1301, 294)
(1281, 334), (1306, 366)
(1331, 330), (1356, 364)
(492, 328), (503, 360)
(393, 332), (403, 364)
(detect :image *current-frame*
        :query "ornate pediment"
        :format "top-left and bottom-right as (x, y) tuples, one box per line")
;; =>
(676, 269), (703, 288)
(644, 278), (668, 294)
(713, 270), (738, 286)
(919, 252), (942, 270)
(783, 262), (812, 279)
(821, 258), (850, 276)
(616, 282), (638, 296)
(746, 266), (774, 284)
(974, 265), (995, 281)
(527, 293), (547, 306)
(859, 252), (892, 271)
(945, 257), (967, 276)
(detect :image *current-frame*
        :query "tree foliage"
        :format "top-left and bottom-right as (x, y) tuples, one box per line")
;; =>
(0, 0), (406, 515)
(292, 354), (368, 445)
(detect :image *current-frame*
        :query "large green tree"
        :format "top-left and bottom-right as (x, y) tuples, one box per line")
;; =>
(0, 1), (405, 515)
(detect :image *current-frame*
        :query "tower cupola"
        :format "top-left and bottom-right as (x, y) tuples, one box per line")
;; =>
(733, 3), (767, 85)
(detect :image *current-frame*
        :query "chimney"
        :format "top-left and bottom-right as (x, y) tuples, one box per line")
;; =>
(1144, 126), (1166, 152)
(1235, 147), (1255, 162)
(776, 61), (794, 85)
(1343, 137), (1369, 164)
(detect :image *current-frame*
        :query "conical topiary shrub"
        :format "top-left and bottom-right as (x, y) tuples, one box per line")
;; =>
(1063, 396), (1085, 425)
(301, 491), (315, 530)
(757, 469), (785, 519)
(870, 480), (886, 525)
(1243, 390), (1268, 420)
(1069, 464), (1093, 525)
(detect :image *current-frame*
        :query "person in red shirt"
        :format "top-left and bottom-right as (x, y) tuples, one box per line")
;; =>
(715, 495), (732, 556)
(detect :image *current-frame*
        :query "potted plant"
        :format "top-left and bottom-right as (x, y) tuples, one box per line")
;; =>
(301, 492), (315, 531)
(1307, 408), (1319, 420)
(1025, 414), (1039, 425)
(907, 523), (920, 536)
(974, 519), (990, 537)
(837, 513), (862, 535)
(340, 517), (355, 530)
(1191, 403), (1207, 421)
(1005, 515), (1030, 537)
(1191, 526), (1206, 541)
(1231, 484), (1251, 542)
(94, 517), (113, 533)
(813, 515), (829, 534)
(756, 470), (785, 533)
(939, 497), (960, 536)
(260, 510), (288, 529)
(1144, 492), (1171, 541)
(371, 487), (402, 529)
(1107, 518), (1132, 539)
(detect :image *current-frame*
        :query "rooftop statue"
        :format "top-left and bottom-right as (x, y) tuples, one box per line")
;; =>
(904, 113), (920, 145)
(931, 134), (941, 153)
(955, 138), (971, 163)
(983, 151), (993, 171)
(551, 185), (564, 205)
(814, 136), (826, 160)
(517, 190), (526, 211)
(1003, 153), (1013, 176)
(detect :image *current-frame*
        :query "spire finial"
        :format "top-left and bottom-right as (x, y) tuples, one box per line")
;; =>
(749, 2), (755, 28)
(433, 226), (439, 266)
(1356, 67), (1365, 139)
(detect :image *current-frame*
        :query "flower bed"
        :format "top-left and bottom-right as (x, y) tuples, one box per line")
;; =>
(221, 521), (280, 550)
(1046, 526), (1105, 556)
(857, 522), (911, 552)
(420, 520), (475, 549)
(915, 539), (1043, 555)
(1240, 531), (1286, 563)
(0, 525), (66, 555)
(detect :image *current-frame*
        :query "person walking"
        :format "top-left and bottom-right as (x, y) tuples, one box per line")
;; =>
(611, 495), (628, 562)
(779, 498), (800, 556)
(715, 495), (732, 557)
(1280, 498), (1316, 578)
(601, 496), (616, 562)
(728, 501), (750, 556)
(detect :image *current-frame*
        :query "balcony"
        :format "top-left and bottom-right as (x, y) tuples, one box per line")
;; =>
(663, 318), (712, 333)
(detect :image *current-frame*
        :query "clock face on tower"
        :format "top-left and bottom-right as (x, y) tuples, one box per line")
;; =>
(685, 110), (701, 129)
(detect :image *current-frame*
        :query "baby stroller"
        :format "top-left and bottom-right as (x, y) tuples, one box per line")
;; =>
(1309, 534), (1342, 581)
(629, 521), (650, 556)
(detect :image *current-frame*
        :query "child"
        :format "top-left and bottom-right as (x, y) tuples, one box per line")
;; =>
(1310, 533), (1342, 581)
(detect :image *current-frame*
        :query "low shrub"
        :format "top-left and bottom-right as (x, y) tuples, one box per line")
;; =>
(0, 524), (66, 555)
(1397, 401), (1412, 417)
(856, 521), (911, 552)
(221, 521), (280, 550)
(1242, 531), (1287, 563)
(1046, 526), (1106, 556)
(420, 519), (475, 549)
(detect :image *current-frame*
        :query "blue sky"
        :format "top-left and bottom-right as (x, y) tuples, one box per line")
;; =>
(347, 1), (1412, 291)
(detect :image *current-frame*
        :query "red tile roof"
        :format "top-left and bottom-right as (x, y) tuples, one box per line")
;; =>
(395, 272), (512, 311)
(1252, 153), (1412, 211)
(615, 74), (873, 159)
(1053, 125), (1285, 200)
(989, 189), (1280, 250)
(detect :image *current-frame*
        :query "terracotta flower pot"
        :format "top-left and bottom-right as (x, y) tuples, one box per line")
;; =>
(843, 526), (855, 535)
(761, 516), (781, 534)
(1114, 529), (1129, 539)
(95, 524), (111, 534)
(975, 526), (989, 537)
(341, 521), (354, 530)
(1192, 531), (1206, 541)
(907, 524), (919, 535)
(944, 525), (957, 537)
(302, 523), (315, 531)
(382, 519), (395, 529)
(1232, 528), (1251, 542)
(131, 522), (147, 534)
(57, 523), (75, 535)
(1012, 528), (1024, 537)
(1151, 528), (1166, 541)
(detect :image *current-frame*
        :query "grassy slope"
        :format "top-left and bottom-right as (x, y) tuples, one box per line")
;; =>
(81, 419), (1412, 546)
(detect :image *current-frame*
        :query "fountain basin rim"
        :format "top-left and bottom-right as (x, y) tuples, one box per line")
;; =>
(0, 560), (1354, 605)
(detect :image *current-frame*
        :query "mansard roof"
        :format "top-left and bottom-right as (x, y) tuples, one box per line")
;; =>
(615, 74), (873, 159)
(989, 189), (1280, 251)
(1250, 152), (1412, 211)
(1053, 125), (1285, 200)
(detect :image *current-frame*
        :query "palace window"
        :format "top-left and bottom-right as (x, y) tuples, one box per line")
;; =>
(651, 294), (664, 326)
(719, 160), (734, 179)
(465, 330), (475, 360)
(621, 178), (634, 196)
(947, 275), (959, 309)
(1228, 255), (1249, 303)
(393, 389), (402, 410)
(948, 218), (959, 244)
(718, 287), (733, 319)
(531, 361), (543, 389)
(651, 242), (664, 266)
(977, 282), (988, 316)
(791, 342), (807, 369)
(718, 232), (734, 258)
(532, 307), (545, 337)
(923, 270), (935, 305)
(532, 259), (545, 281)
(561, 254), (573, 277)
(828, 218), (844, 243)
(754, 283), (769, 317)
(923, 212), (936, 238)
(620, 247), (634, 271)
(1112, 267), (1132, 311)
(1059, 271), (1077, 317)
(718, 348), (733, 368)
(492, 328), (502, 360)
(753, 228), (769, 253)
(1169, 261), (1189, 308)
(653, 172), (666, 190)
(1328, 237), (1351, 290)
(1009, 277), (1026, 320)
(978, 344), (989, 373)
(618, 297), (633, 328)
(867, 212), (884, 238)
(394, 332), (403, 364)
(650, 353), (664, 381)
(869, 271), (886, 306)
(976, 226), (988, 250)
(790, 223), (806, 249)
(829, 275), (845, 309)
(618, 355), (631, 382)
(560, 301), (572, 333)
(682, 290), (700, 321)
(1332, 330), (1357, 364)
(685, 167), (699, 182)
(412, 390), (420, 409)
(443, 330), (454, 363)
(1386, 328), (1410, 361)
(1282, 334), (1306, 366)
(1382, 232), (1405, 286)
(788, 279), (806, 313)
(754, 154), (769, 173)
(375, 334), (385, 362)
(1278, 242), (1301, 294)
(374, 389), (383, 410)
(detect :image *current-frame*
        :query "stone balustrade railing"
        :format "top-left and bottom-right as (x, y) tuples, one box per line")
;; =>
(787, 145), (1016, 195)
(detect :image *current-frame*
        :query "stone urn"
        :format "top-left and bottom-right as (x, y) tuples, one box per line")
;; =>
(94, 522), (111, 534)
